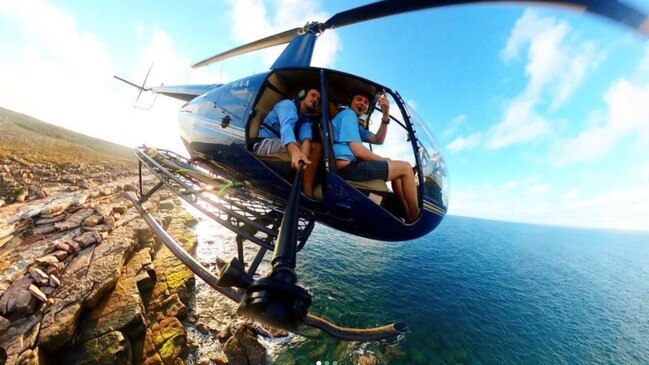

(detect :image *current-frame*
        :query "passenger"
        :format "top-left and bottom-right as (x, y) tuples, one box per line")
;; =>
(254, 88), (322, 198)
(331, 89), (420, 222)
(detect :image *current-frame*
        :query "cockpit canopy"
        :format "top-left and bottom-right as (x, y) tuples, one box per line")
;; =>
(249, 67), (448, 209)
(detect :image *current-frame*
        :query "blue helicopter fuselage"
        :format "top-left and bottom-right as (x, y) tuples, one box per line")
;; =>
(176, 68), (447, 242)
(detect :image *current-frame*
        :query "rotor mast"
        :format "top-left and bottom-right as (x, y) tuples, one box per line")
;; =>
(270, 22), (322, 69)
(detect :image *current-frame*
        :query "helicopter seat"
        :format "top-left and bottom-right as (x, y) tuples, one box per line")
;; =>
(346, 179), (389, 205)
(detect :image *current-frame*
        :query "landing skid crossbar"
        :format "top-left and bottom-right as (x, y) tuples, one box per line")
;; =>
(128, 146), (407, 341)
(134, 146), (315, 251)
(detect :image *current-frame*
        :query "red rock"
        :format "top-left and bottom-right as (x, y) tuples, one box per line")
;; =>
(28, 267), (50, 286)
(28, 284), (47, 302)
(35, 255), (59, 265)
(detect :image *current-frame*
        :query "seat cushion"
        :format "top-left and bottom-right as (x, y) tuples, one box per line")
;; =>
(346, 179), (389, 193)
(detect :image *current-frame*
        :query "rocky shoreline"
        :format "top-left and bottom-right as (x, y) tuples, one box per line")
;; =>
(0, 163), (273, 365)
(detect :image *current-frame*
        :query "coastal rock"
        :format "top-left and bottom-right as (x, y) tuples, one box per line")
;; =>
(147, 316), (188, 365)
(51, 249), (69, 261)
(28, 267), (49, 286)
(33, 223), (56, 235)
(39, 301), (83, 351)
(0, 314), (42, 365)
(154, 293), (187, 322)
(20, 233), (45, 246)
(55, 208), (94, 231)
(39, 226), (136, 350)
(0, 223), (14, 240)
(0, 276), (36, 315)
(123, 247), (156, 293)
(223, 322), (266, 365)
(27, 284), (47, 302)
(36, 213), (67, 225)
(78, 274), (145, 343)
(15, 347), (47, 365)
(62, 330), (132, 365)
(0, 143), (203, 365)
(0, 315), (9, 334)
(73, 230), (102, 249)
(34, 255), (58, 266)
(157, 200), (175, 211)
(358, 354), (380, 365)
(49, 274), (61, 288)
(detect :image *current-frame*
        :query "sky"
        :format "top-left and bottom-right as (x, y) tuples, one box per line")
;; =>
(1, 0), (648, 232)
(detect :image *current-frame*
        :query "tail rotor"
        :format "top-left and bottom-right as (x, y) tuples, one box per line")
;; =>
(114, 63), (159, 110)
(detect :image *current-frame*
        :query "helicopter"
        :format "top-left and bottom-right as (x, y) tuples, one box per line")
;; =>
(118, 0), (649, 340)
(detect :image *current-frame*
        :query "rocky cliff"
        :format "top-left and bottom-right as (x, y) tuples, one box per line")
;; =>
(0, 108), (274, 365)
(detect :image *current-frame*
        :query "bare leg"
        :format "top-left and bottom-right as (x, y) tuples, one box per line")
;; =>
(390, 179), (409, 220)
(303, 142), (322, 198)
(386, 160), (419, 222)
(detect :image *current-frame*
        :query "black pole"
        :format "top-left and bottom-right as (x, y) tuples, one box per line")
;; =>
(270, 160), (304, 284)
(237, 160), (312, 330)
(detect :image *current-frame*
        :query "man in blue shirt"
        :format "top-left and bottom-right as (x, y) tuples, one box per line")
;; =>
(254, 88), (322, 198)
(331, 89), (419, 222)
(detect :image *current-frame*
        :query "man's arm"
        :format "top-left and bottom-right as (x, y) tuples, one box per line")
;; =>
(276, 100), (299, 147)
(363, 91), (390, 145)
(300, 138), (311, 156)
(364, 122), (388, 145)
(275, 100), (311, 169)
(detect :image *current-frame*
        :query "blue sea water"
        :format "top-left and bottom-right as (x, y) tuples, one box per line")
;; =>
(269, 216), (649, 365)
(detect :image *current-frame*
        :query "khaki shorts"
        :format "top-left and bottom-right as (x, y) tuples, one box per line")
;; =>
(252, 138), (287, 155)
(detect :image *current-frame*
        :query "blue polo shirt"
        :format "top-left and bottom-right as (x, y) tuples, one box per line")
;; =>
(258, 99), (312, 146)
(331, 108), (373, 161)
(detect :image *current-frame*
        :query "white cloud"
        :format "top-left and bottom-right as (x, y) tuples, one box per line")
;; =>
(556, 79), (649, 165)
(526, 184), (549, 197)
(451, 10), (604, 153)
(449, 176), (648, 231)
(561, 189), (580, 200)
(509, 10), (604, 109)
(484, 97), (549, 149)
(0, 0), (194, 152)
(501, 10), (556, 62)
(524, 18), (570, 96)
(225, 0), (340, 69)
(446, 133), (482, 153)
(440, 114), (466, 139)
(550, 40), (604, 109)
(561, 183), (649, 230)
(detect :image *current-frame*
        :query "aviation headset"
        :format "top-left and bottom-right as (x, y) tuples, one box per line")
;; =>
(296, 87), (320, 109)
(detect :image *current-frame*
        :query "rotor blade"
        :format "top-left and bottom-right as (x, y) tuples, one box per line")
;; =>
(113, 75), (147, 91)
(322, 0), (648, 36)
(192, 27), (302, 69)
(135, 63), (154, 104)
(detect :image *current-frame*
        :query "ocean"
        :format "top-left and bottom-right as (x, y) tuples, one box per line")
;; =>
(189, 214), (649, 365)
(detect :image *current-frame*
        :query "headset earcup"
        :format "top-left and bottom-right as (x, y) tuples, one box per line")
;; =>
(298, 89), (306, 100)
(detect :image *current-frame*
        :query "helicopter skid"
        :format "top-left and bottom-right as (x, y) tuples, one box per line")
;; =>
(128, 146), (406, 341)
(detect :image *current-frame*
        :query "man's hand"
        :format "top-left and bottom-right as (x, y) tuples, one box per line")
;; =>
(378, 89), (390, 117)
(287, 143), (311, 169)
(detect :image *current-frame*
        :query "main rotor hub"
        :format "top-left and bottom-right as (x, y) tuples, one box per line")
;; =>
(301, 21), (325, 36)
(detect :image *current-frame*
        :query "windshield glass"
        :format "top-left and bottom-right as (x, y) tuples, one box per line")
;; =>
(405, 103), (449, 208)
(368, 93), (415, 165)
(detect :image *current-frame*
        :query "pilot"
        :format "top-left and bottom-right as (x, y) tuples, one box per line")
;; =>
(254, 87), (322, 198)
(331, 89), (420, 222)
